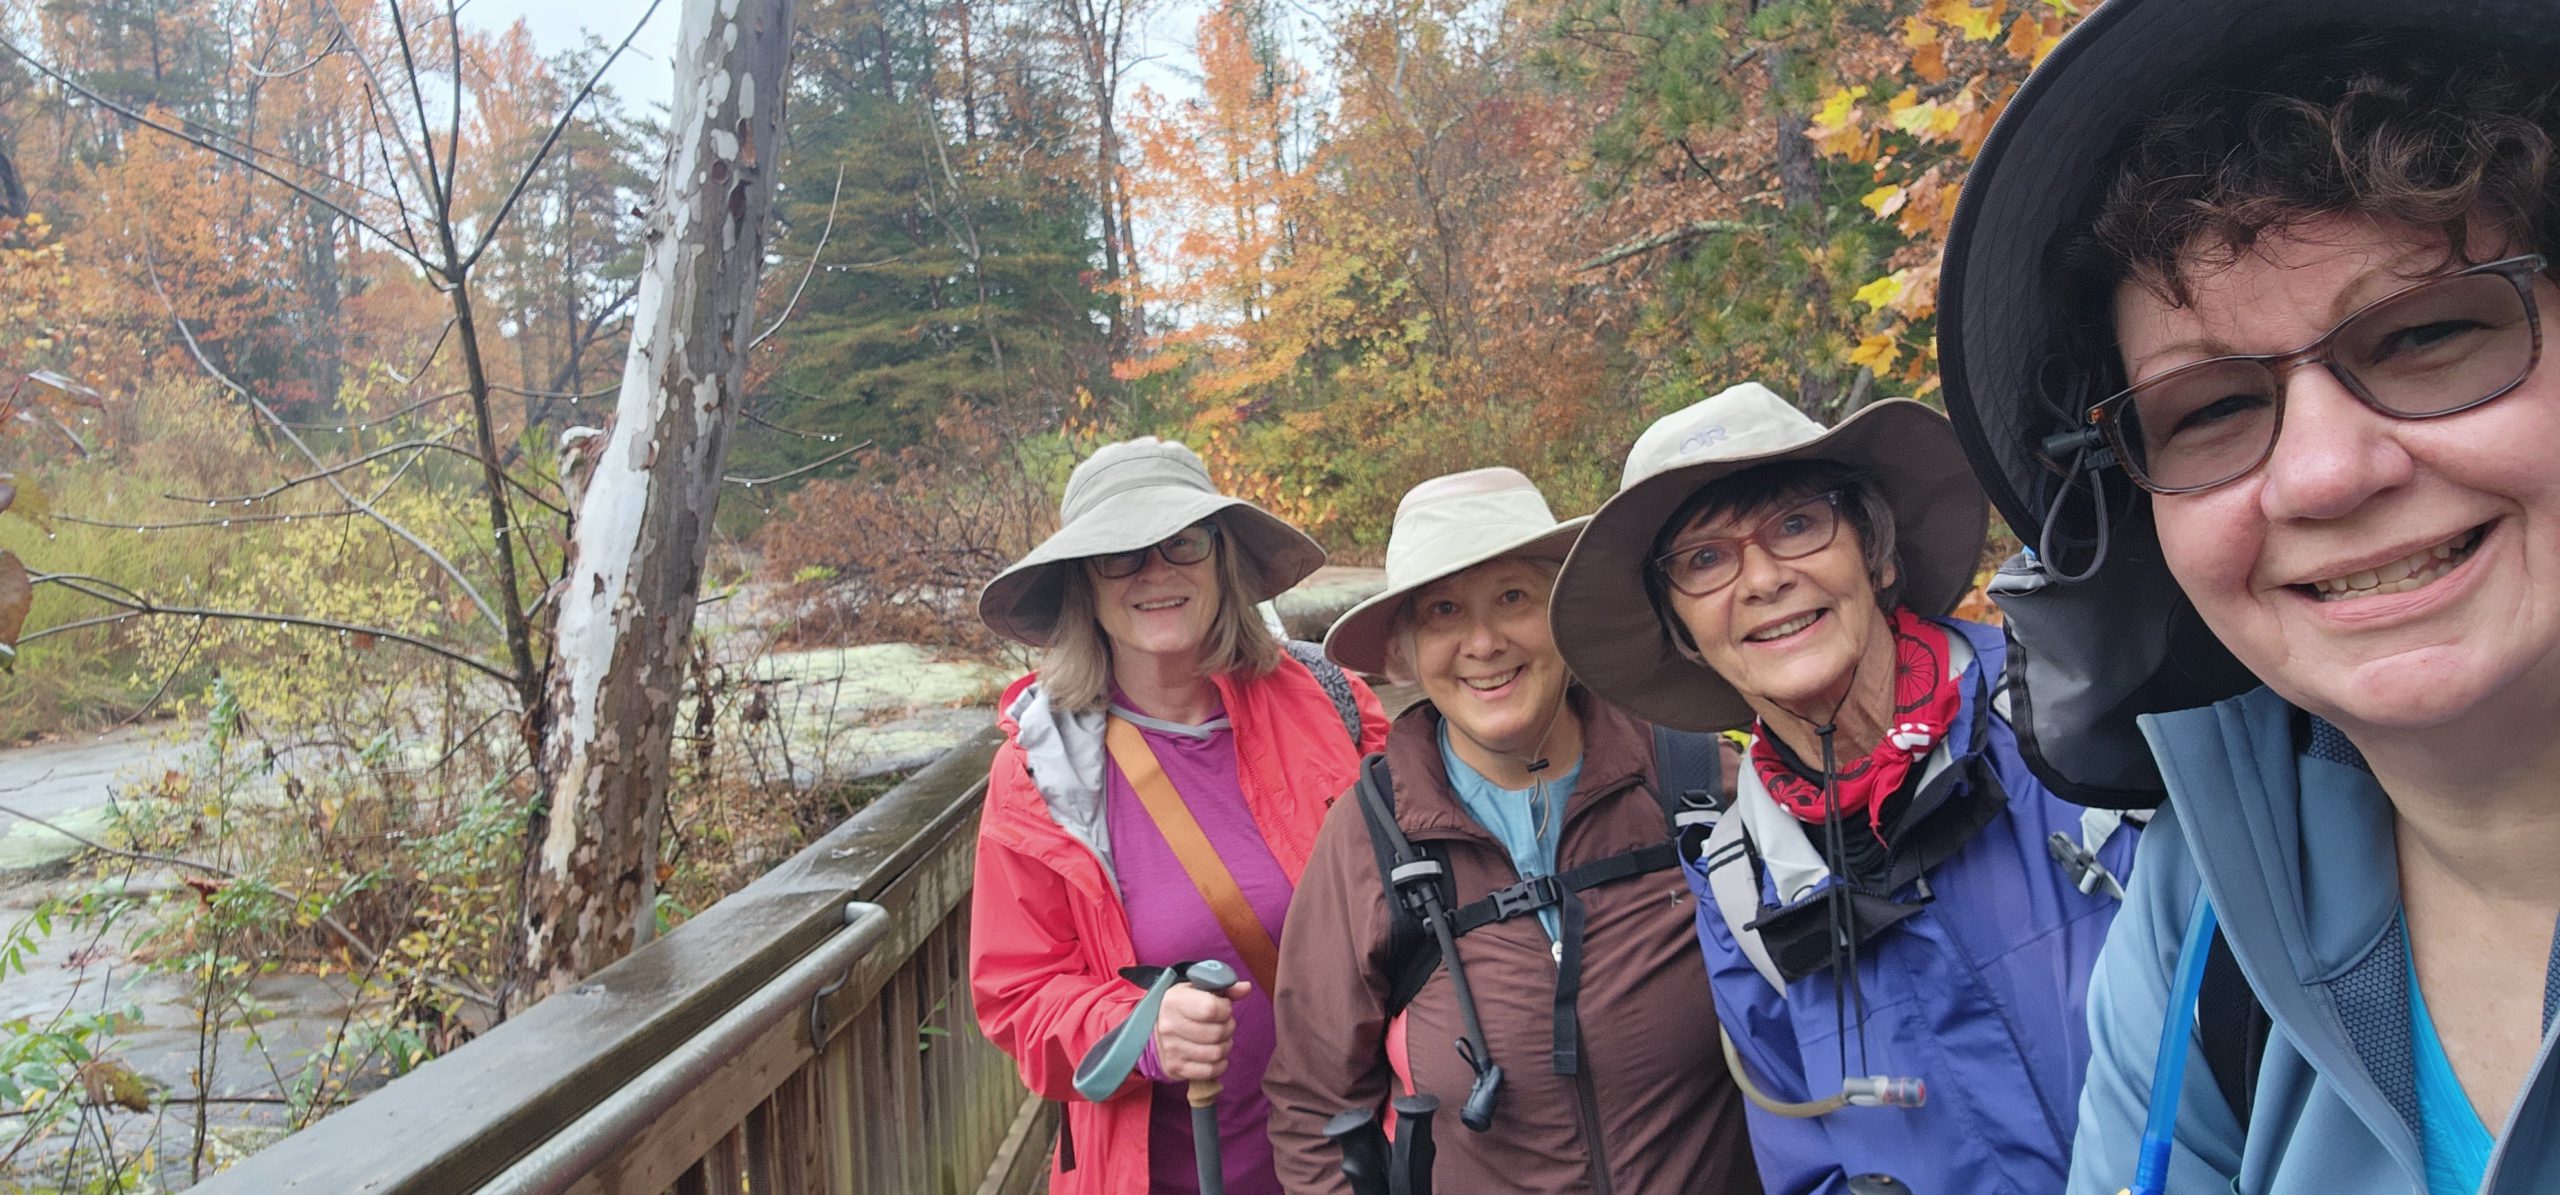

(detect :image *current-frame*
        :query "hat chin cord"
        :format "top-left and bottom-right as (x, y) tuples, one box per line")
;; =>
(2036, 435), (2116, 585)
(1727, 651), (1929, 1119)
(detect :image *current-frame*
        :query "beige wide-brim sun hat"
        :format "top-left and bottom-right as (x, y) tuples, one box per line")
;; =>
(1551, 382), (1987, 733)
(1323, 467), (1589, 677)
(977, 437), (1326, 648)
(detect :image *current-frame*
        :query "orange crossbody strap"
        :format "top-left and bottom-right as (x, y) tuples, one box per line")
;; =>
(1104, 716), (1282, 994)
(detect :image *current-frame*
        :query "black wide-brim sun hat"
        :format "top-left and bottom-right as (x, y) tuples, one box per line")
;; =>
(1936, 0), (2560, 806)
(1941, 0), (2560, 545)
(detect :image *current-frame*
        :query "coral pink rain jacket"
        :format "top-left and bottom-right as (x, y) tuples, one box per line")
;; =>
(969, 656), (1389, 1195)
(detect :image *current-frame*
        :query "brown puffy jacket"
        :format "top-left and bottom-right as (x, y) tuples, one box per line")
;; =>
(1264, 692), (1760, 1194)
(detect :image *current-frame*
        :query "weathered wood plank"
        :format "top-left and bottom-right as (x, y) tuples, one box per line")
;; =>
(184, 729), (999, 1195)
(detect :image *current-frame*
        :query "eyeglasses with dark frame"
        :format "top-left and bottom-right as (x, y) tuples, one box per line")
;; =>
(1651, 492), (1844, 598)
(2087, 253), (2551, 495)
(1089, 522), (1222, 580)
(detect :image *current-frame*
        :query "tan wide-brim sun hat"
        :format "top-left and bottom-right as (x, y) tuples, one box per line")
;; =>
(1550, 382), (1987, 733)
(977, 437), (1326, 648)
(1323, 467), (1588, 677)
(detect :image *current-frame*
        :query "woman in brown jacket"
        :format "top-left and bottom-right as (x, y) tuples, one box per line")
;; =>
(1263, 467), (1759, 1195)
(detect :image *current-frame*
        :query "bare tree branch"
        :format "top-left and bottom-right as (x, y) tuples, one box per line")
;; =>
(724, 441), (874, 487)
(28, 575), (516, 686)
(750, 163), (847, 350)
(463, 0), (668, 271)
(162, 432), (470, 504)
(320, 0), (440, 208)
(53, 508), (364, 532)
(145, 255), (511, 643)
(487, 381), (616, 402)
(279, 388), (466, 431)
(740, 405), (845, 442)
(158, 437), (574, 518)
(385, 318), (459, 386)
(246, 28), (347, 80)
(0, 801), (386, 968)
(1576, 219), (1762, 273)
(0, 37), (425, 268)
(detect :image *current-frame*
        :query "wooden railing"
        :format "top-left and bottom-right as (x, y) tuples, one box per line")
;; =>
(189, 725), (1049, 1195)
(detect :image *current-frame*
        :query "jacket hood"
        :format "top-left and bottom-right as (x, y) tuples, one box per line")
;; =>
(2140, 691), (2400, 986)
(1000, 674), (1117, 887)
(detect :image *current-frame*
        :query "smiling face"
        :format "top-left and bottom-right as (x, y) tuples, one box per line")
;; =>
(2121, 217), (2560, 735)
(1663, 497), (1897, 723)
(1086, 533), (1224, 671)
(1408, 557), (1575, 760)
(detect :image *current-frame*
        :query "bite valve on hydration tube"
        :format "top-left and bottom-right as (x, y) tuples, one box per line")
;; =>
(1840, 1075), (1926, 1108)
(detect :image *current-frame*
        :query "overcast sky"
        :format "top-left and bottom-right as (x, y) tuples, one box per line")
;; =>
(457, 0), (1253, 126)
(463, 0), (685, 120)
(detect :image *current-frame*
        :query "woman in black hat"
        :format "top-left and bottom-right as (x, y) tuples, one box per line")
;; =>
(1938, 3), (2560, 1192)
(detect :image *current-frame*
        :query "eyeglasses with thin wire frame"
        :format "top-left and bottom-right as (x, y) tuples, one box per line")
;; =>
(1089, 522), (1221, 579)
(2088, 253), (2551, 495)
(1651, 492), (1843, 598)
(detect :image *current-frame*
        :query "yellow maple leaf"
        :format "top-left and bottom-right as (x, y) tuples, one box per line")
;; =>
(1812, 86), (1867, 134)
(1861, 185), (1908, 218)
(1891, 98), (1947, 137)
(1929, 0), (2003, 41)
(1850, 332), (1902, 373)
(1900, 14), (1936, 49)
(1853, 274), (1903, 310)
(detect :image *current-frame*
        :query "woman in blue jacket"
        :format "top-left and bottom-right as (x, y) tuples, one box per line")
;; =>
(1936, 2), (2560, 1192)
(1548, 382), (2136, 1194)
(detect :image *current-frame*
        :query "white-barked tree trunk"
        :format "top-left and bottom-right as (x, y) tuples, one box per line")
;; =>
(511, 0), (796, 1009)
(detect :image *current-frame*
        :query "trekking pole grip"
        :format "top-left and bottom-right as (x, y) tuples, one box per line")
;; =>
(1182, 960), (1241, 1108)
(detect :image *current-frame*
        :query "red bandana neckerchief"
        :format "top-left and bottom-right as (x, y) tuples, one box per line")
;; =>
(1750, 607), (1960, 844)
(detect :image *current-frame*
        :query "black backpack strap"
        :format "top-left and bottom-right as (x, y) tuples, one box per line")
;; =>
(1284, 640), (1364, 747)
(1352, 752), (1447, 1018)
(1651, 724), (1728, 836)
(1446, 843), (1683, 935)
(2197, 924), (2270, 1132)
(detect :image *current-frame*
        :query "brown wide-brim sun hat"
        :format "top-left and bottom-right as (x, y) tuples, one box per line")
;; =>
(1551, 383), (1987, 733)
(977, 437), (1326, 648)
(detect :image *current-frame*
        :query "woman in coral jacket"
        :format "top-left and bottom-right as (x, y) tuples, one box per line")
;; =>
(968, 436), (1388, 1195)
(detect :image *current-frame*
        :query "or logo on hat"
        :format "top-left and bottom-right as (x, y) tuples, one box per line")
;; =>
(1679, 426), (1728, 456)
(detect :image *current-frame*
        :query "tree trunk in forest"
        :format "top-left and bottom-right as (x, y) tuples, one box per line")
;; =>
(508, 0), (796, 1012)
(1766, 44), (1840, 414)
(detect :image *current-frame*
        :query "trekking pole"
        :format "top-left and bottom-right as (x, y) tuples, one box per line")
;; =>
(1180, 960), (1242, 1195)
(1322, 1106), (1392, 1195)
(1388, 1094), (1438, 1195)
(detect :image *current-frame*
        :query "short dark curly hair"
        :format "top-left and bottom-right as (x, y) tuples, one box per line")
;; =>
(2055, 32), (2560, 379)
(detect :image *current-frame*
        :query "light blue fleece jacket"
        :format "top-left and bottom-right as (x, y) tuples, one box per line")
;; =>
(2067, 687), (2560, 1195)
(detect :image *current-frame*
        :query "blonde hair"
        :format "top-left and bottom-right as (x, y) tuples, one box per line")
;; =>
(1037, 522), (1281, 712)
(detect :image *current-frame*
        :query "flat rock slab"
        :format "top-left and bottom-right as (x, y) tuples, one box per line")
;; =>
(0, 728), (194, 835)
(747, 643), (1004, 717)
(733, 644), (1006, 790)
(1271, 566), (1385, 641)
(0, 804), (114, 878)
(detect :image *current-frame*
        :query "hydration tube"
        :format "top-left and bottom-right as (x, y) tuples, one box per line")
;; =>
(1719, 1027), (1925, 1118)
(2126, 898), (2221, 1195)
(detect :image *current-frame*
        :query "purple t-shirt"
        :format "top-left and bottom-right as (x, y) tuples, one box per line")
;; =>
(1105, 693), (1291, 1195)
